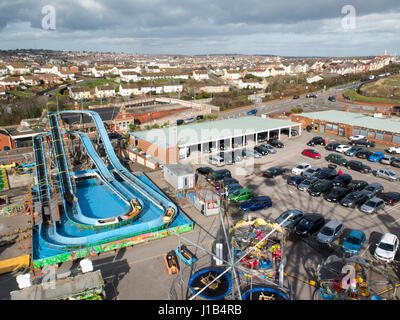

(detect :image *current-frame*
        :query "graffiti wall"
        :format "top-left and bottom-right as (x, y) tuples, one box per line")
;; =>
(0, 203), (27, 217)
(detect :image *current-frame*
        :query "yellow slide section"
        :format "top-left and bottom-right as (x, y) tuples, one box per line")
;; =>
(0, 255), (30, 275)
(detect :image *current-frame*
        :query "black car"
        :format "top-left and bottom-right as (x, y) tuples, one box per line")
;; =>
(221, 177), (239, 186)
(294, 214), (325, 236)
(391, 158), (400, 168)
(332, 174), (352, 187)
(176, 119), (184, 125)
(355, 150), (373, 159)
(345, 160), (372, 174)
(196, 115), (204, 120)
(350, 139), (375, 147)
(315, 167), (338, 180)
(324, 187), (351, 203)
(340, 191), (369, 208)
(264, 167), (287, 178)
(287, 175), (306, 186)
(196, 167), (214, 176)
(377, 192), (400, 206)
(325, 142), (340, 151)
(268, 139), (284, 148)
(293, 94), (300, 99)
(308, 180), (334, 197)
(307, 136), (326, 146)
(281, 128), (298, 136)
(254, 145), (269, 155)
(346, 180), (369, 191)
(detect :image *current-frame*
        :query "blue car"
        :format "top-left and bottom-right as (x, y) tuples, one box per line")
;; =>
(247, 109), (257, 115)
(342, 229), (366, 255)
(240, 196), (272, 211)
(223, 183), (243, 196)
(368, 152), (385, 162)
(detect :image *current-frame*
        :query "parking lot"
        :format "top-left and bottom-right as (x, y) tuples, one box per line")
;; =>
(195, 129), (400, 299)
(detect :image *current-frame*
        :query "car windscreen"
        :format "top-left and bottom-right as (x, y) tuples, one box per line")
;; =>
(320, 226), (334, 236)
(346, 236), (361, 245)
(378, 242), (394, 252)
(364, 200), (377, 207)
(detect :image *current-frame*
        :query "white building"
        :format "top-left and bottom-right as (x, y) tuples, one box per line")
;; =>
(120, 71), (139, 83)
(95, 85), (116, 99)
(192, 70), (209, 81)
(69, 87), (92, 100)
(119, 83), (140, 96)
(163, 84), (183, 93)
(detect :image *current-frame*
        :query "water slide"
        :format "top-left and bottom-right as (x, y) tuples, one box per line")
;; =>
(34, 112), (174, 249)
(58, 110), (177, 217)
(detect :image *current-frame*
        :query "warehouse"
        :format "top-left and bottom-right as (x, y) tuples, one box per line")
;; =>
(129, 116), (301, 164)
(292, 110), (400, 147)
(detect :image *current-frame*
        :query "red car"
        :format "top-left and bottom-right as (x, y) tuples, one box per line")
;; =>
(302, 149), (321, 159)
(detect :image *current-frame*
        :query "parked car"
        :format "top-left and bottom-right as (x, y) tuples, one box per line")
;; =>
(324, 187), (351, 203)
(208, 156), (224, 167)
(332, 174), (352, 187)
(326, 153), (348, 166)
(350, 139), (375, 147)
(374, 233), (399, 263)
(228, 188), (254, 202)
(292, 163), (311, 175)
(345, 160), (372, 174)
(221, 177), (239, 186)
(281, 128), (298, 136)
(368, 152), (385, 162)
(264, 167), (287, 178)
(360, 183), (384, 199)
(345, 146), (364, 157)
(386, 146), (400, 154)
(307, 136), (327, 146)
(196, 115), (204, 120)
(346, 180), (368, 191)
(297, 177), (320, 192)
(176, 119), (184, 125)
(293, 94), (300, 99)
(306, 93), (317, 98)
(336, 145), (352, 153)
(275, 209), (305, 229)
(303, 167), (322, 178)
(243, 148), (262, 158)
(315, 167), (338, 180)
(355, 150), (373, 159)
(342, 230), (366, 256)
(294, 214), (325, 236)
(260, 144), (277, 154)
(380, 156), (394, 165)
(391, 158), (400, 168)
(247, 109), (258, 115)
(222, 183), (243, 196)
(377, 192), (400, 206)
(301, 149), (321, 159)
(349, 135), (366, 141)
(316, 220), (344, 245)
(328, 96), (336, 102)
(308, 179), (334, 197)
(196, 167), (214, 176)
(287, 175), (306, 187)
(268, 139), (284, 148)
(240, 196), (272, 211)
(325, 142), (340, 151)
(340, 191), (369, 208)
(373, 168), (400, 181)
(254, 145), (269, 155)
(207, 169), (231, 183)
(185, 117), (196, 124)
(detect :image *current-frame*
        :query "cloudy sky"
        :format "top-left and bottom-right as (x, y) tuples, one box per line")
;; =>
(1, 0), (400, 56)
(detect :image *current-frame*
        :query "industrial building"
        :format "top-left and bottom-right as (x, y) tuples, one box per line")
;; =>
(292, 110), (400, 146)
(129, 116), (302, 164)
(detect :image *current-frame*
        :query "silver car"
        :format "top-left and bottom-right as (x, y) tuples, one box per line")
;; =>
(360, 183), (384, 198)
(373, 168), (399, 182)
(298, 177), (320, 192)
(260, 144), (277, 154)
(244, 148), (262, 158)
(303, 166), (322, 178)
(380, 156), (394, 165)
(360, 197), (385, 214)
(316, 220), (344, 245)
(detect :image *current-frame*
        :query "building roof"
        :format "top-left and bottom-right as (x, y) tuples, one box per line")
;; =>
(294, 110), (400, 134)
(131, 116), (299, 149)
(164, 163), (194, 176)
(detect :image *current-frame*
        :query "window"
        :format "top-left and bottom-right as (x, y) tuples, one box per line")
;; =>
(332, 124), (338, 132)
(359, 129), (368, 136)
(353, 128), (360, 136)
(326, 123), (332, 130)
(393, 135), (400, 144)
(375, 133), (384, 141)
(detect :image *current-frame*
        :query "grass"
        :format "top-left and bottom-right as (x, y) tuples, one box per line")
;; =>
(343, 89), (400, 105)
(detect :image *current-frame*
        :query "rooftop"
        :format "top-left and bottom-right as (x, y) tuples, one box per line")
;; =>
(131, 116), (299, 148)
(294, 110), (400, 134)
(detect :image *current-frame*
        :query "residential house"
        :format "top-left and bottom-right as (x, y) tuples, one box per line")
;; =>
(95, 85), (116, 99)
(192, 70), (209, 81)
(163, 83), (183, 94)
(6, 62), (30, 75)
(223, 69), (241, 80)
(120, 71), (139, 83)
(39, 65), (59, 74)
(69, 87), (92, 100)
(20, 75), (41, 86)
(119, 83), (140, 97)
(236, 79), (263, 90)
(140, 84), (163, 95)
(247, 67), (271, 78)
(117, 65), (142, 75)
(0, 64), (8, 76)
(0, 77), (21, 89)
(306, 75), (324, 84)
